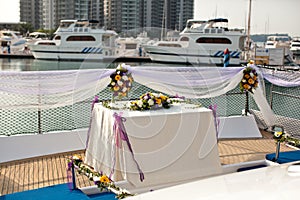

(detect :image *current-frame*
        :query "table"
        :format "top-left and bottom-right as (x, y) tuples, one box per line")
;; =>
(85, 102), (222, 189)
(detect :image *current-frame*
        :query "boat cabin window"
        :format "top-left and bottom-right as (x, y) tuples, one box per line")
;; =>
(158, 43), (182, 47)
(66, 36), (96, 41)
(180, 37), (189, 41)
(196, 37), (232, 44)
(38, 42), (56, 45)
(125, 44), (137, 49)
(54, 35), (61, 40)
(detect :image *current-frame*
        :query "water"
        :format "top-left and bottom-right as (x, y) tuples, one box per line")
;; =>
(0, 58), (117, 71)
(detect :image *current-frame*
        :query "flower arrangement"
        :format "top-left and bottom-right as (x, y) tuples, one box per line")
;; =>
(108, 64), (134, 100)
(129, 92), (172, 110)
(273, 129), (286, 143)
(67, 154), (132, 199)
(240, 60), (259, 93)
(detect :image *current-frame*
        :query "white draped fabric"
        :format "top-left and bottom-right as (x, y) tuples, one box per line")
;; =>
(0, 65), (281, 126)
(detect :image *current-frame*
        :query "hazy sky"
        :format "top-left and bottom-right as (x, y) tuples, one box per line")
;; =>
(1, 0), (299, 37)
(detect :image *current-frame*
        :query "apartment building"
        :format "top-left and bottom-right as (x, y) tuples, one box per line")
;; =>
(20, 0), (193, 32)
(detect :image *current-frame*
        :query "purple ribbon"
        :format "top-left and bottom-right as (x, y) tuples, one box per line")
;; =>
(111, 112), (144, 182)
(66, 161), (73, 190)
(209, 104), (220, 138)
(86, 96), (99, 148)
(174, 93), (185, 100)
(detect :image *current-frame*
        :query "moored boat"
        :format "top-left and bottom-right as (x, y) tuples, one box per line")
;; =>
(290, 37), (300, 56)
(143, 18), (246, 65)
(29, 20), (118, 61)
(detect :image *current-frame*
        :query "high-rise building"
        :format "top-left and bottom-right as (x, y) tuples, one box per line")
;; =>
(20, 0), (43, 30)
(89, 0), (104, 27)
(143, 0), (193, 32)
(43, 0), (56, 30)
(20, 0), (193, 32)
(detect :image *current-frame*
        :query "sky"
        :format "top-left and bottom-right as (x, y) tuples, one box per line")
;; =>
(0, 0), (299, 37)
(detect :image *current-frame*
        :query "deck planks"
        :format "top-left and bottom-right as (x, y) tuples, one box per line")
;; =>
(0, 132), (296, 196)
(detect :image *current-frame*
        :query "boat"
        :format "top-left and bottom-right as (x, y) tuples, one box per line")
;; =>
(290, 37), (300, 56)
(143, 18), (247, 65)
(265, 35), (291, 49)
(115, 32), (151, 57)
(0, 30), (27, 54)
(29, 20), (118, 61)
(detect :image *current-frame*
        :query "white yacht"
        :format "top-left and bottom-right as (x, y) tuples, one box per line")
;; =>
(29, 20), (117, 61)
(0, 30), (27, 54)
(143, 18), (246, 65)
(115, 32), (151, 57)
(265, 35), (291, 49)
(290, 37), (300, 56)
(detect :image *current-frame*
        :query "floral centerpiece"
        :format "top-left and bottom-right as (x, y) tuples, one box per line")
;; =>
(240, 60), (259, 94)
(129, 92), (172, 111)
(273, 129), (286, 143)
(108, 63), (133, 100)
(67, 154), (133, 199)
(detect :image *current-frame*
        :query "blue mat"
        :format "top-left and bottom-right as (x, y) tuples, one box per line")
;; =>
(0, 184), (115, 200)
(266, 150), (300, 164)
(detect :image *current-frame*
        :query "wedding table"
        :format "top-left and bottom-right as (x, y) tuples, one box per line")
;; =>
(84, 102), (222, 189)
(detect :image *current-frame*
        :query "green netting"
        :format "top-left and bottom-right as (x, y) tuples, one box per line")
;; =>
(0, 82), (299, 137)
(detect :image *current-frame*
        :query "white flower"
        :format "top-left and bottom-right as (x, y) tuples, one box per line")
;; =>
(250, 72), (254, 77)
(143, 95), (149, 100)
(117, 64), (122, 70)
(242, 79), (247, 83)
(122, 87), (127, 93)
(111, 82), (116, 86)
(137, 100), (143, 107)
(122, 75), (128, 81)
(108, 102), (114, 107)
(148, 99), (154, 106)
(117, 80), (123, 86)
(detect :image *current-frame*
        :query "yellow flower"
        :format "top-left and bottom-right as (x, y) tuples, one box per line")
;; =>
(244, 74), (250, 79)
(72, 154), (82, 160)
(156, 98), (162, 105)
(248, 78), (254, 84)
(115, 75), (121, 81)
(100, 175), (110, 183)
(113, 85), (120, 91)
(243, 84), (251, 90)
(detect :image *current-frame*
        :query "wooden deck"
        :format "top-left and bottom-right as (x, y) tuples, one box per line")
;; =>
(0, 131), (295, 196)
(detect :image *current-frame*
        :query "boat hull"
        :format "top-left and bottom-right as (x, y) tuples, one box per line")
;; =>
(144, 45), (242, 66)
(30, 45), (115, 61)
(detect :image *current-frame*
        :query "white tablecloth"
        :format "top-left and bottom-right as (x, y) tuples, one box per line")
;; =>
(85, 102), (222, 188)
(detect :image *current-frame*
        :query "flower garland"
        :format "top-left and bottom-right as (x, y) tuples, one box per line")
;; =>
(108, 63), (134, 100)
(129, 92), (172, 111)
(67, 154), (133, 199)
(240, 60), (259, 94)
